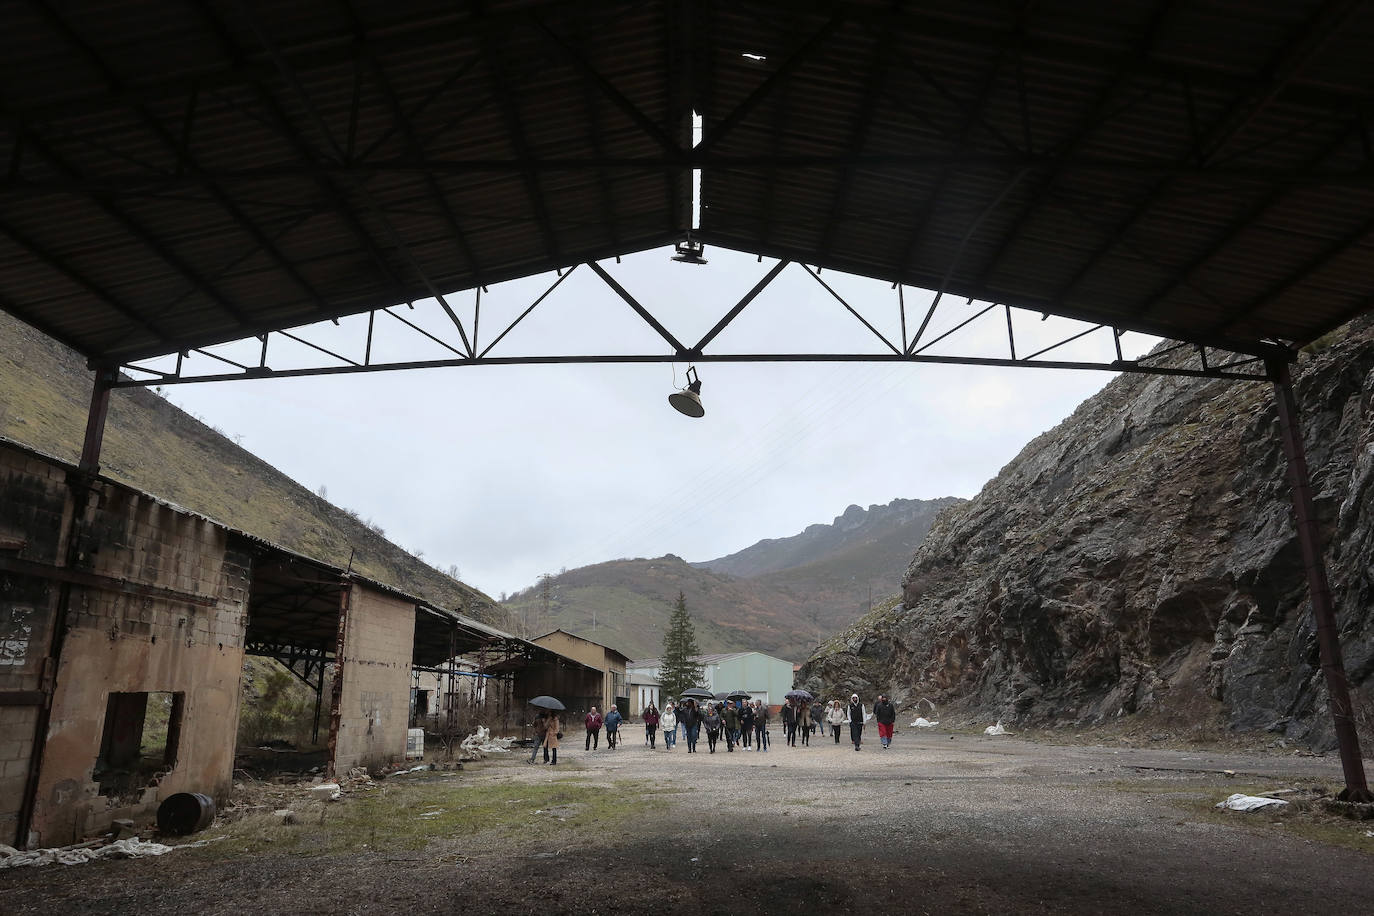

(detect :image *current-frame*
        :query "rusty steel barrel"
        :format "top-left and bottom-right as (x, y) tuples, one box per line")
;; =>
(156, 792), (216, 836)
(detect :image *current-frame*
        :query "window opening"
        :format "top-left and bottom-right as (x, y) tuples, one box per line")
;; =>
(94, 691), (183, 801)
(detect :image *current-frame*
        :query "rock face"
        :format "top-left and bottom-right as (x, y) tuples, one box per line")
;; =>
(801, 318), (1374, 750)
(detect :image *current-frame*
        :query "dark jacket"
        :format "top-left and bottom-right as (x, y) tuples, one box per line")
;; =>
(874, 700), (897, 725)
(781, 704), (797, 725)
(739, 705), (755, 729)
(604, 708), (622, 731)
(722, 706), (740, 730)
(678, 705), (701, 728)
(585, 711), (603, 730)
(702, 710), (722, 733)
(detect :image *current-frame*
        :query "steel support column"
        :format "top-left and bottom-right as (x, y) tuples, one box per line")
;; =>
(16, 366), (117, 847)
(325, 581), (351, 778)
(78, 366), (116, 473)
(1269, 358), (1370, 801)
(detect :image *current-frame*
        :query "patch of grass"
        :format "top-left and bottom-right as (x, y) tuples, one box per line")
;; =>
(190, 776), (652, 859)
(1171, 786), (1374, 855)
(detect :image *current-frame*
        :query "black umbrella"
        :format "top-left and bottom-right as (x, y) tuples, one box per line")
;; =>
(726, 690), (752, 701)
(528, 695), (565, 711)
(784, 689), (813, 702)
(713, 691), (729, 701)
(680, 687), (714, 700)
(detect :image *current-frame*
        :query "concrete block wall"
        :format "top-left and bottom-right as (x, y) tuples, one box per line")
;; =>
(0, 445), (71, 845)
(0, 706), (39, 846)
(333, 585), (416, 773)
(11, 456), (252, 846)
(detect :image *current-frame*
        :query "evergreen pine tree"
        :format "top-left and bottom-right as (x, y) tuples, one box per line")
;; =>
(659, 591), (704, 703)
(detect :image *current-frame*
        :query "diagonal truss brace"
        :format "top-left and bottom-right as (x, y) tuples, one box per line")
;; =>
(114, 254), (1276, 389)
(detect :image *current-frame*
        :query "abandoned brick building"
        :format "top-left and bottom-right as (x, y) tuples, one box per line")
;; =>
(0, 436), (598, 848)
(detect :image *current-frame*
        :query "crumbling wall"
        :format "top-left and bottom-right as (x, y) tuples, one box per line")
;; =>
(11, 449), (251, 846)
(0, 444), (72, 845)
(332, 586), (415, 773)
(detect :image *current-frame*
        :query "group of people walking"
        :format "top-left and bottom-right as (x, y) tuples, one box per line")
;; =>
(784, 694), (897, 750)
(529, 693), (898, 763)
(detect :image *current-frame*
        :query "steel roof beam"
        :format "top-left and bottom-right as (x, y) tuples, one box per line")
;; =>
(23, 131), (255, 329)
(237, 3), (477, 356)
(969, 0), (1180, 288)
(0, 216), (171, 343)
(480, 33), (561, 260)
(1046, 0), (1365, 313)
(1129, 124), (1359, 323)
(586, 260), (688, 355)
(27, 1), (338, 332)
(696, 12), (846, 156)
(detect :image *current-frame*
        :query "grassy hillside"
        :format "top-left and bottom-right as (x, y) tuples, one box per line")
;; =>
(0, 312), (503, 623)
(504, 552), (901, 663)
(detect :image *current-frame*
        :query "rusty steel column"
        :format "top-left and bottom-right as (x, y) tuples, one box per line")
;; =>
(1269, 358), (1370, 802)
(78, 366), (116, 473)
(16, 367), (117, 847)
(325, 580), (350, 778)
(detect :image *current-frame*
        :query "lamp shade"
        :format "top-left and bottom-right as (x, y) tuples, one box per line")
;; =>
(668, 387), (704, 417)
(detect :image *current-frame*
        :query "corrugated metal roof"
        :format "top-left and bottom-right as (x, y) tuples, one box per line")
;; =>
(2, 1), (1372, 363)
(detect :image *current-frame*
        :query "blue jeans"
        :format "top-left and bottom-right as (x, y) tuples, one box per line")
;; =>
(663, 726), (677, 748)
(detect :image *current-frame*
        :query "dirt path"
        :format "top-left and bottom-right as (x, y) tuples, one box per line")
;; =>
(4, 732), (1371, 914)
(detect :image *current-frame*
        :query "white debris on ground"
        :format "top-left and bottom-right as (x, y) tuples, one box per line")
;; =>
(910, 717), (940, 728)
(0, 836), (221, 869)
(984, 722), (1011, 736)
(1216, 793), (1290, 812)
(309, 782), (342, 801)
(460, 726), (514, 757)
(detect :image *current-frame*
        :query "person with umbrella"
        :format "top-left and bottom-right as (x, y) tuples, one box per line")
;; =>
(678, 699), (702, 753)
(530, 710), (550, 764)
(721, 700), (740, 751)
(528, 696), (565, 764)
(781, 699), (797, 747)
(643, 702), (660, 748)
(845, 693), (868, 751)
(545, 712), (561, 765)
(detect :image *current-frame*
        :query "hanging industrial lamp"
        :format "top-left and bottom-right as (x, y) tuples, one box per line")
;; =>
(669, 366), (705, 418)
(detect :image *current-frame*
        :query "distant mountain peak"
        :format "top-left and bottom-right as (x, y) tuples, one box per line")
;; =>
(693, 496), (964, 580)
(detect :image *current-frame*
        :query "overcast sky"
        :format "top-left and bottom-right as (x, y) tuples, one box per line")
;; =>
(149, 245), (1157, 600)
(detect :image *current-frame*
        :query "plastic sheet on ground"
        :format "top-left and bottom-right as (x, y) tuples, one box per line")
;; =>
(0, 836), (219, 868)
(984, 722), (1011, 736)
(909, 717), (940, 727)
(1215, 793), (1290, 812)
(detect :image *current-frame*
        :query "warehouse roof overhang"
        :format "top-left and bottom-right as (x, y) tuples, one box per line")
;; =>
(3, 1), (1373, 368)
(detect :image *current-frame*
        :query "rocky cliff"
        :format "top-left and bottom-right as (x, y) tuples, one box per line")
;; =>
(801, 318), (1374, 750)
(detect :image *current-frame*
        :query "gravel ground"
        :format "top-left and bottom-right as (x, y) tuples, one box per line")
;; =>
(4, 728), (1372, 915)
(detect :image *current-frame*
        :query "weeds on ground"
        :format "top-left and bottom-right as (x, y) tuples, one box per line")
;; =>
(1139, 779), (1374, 855)
(189, 775), (652, 860)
